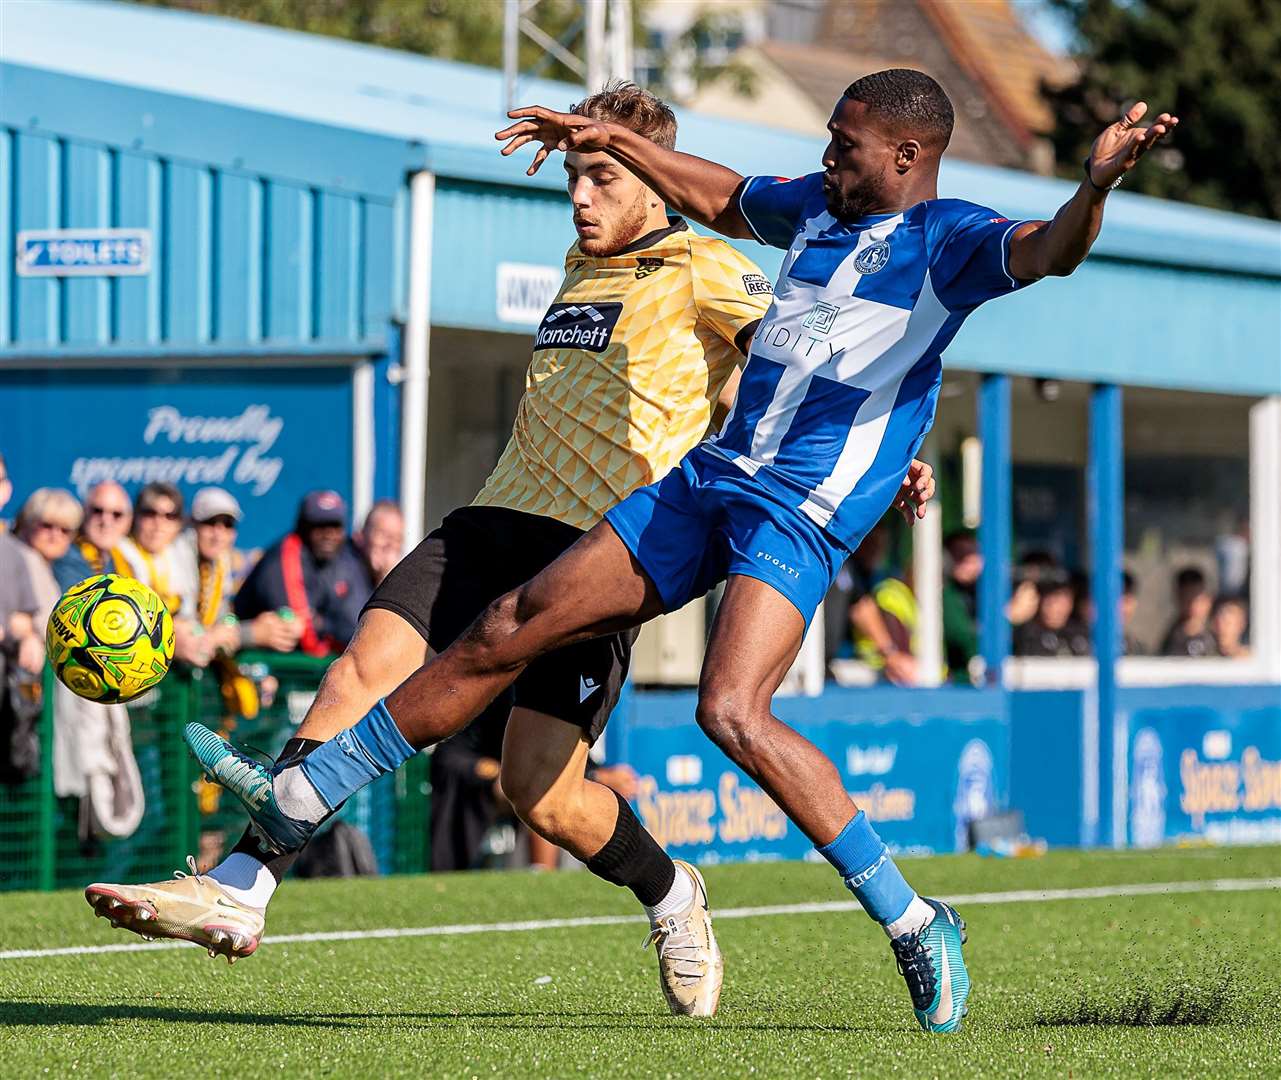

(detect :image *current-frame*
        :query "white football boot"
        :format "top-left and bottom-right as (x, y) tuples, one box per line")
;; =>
(85, 856), (265, 963)
(644, 860), (724, 1017)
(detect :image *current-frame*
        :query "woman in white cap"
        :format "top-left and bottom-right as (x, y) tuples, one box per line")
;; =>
(189, 488), (300, 655)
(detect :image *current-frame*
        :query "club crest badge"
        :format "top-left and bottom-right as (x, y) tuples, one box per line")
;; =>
(855, 240), (892, 275)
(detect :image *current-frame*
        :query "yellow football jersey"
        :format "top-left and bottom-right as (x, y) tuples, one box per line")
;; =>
(473, 220), (774, 530)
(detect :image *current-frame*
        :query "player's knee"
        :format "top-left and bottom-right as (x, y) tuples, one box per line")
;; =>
(503, 770), (578, 843)
(465, 586), (551, 666)
(313, 645), (382, 715)
(696, 690), (768, 763)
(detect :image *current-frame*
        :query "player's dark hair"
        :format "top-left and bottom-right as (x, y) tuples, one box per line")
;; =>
(572, 80), (677, 149)
(843, 68), (954, 149)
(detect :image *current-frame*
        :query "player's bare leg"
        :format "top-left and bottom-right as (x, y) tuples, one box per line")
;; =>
(88, 609), (428, 960)
(694, 574), (970, 1032)
(501, 708), (722, 1016)
(694, 574), (857, 842)
(185, 522), (666, 849)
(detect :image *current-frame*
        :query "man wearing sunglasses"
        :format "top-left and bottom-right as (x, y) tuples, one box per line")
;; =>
(187, 488), (301, 655)
(116, 482), (207, 667)
(55, 481), (133, 590)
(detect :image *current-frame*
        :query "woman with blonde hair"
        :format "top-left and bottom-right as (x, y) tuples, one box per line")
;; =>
(15, 486), (145, 840)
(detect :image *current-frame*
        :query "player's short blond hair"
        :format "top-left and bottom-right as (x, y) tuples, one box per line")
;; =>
(572, 80), (677, 149)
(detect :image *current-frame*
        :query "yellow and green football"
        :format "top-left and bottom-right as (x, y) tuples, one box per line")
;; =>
(45, 574), (175, 703)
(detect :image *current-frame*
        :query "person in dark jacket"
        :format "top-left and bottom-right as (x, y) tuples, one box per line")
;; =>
(1013, 569), (1091, 658)
(233, 491), (371, 655)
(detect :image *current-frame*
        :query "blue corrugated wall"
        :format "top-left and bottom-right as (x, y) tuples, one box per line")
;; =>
(0, 127), (397, 355)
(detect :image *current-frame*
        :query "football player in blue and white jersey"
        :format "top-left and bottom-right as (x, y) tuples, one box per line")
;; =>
(187, 70), (1175, 1032)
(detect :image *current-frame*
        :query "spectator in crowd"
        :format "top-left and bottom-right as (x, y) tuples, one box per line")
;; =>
(0, 454), (44, 680)
(115, 483), (198, 618)
(1008, 550), (1058, 631)
(352, 500), (405, 588)
(942, 529), (981, 681)
(1161, 566), (1218, 657)
(188, 488), (300, 654)
(855, 572), (919, 680)
(14, 488), (83, 627)
(823, 521), (917, 685)
(57, 481), (133, 588)
(234, 490), (369, 655)
(1211, 596), (1250, 659)
(1121, 570), (1146, 656)
(1014, 569), (1091, 657)
(114, 482), (209, 666)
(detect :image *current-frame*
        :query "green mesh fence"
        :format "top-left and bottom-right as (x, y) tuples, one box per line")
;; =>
(0, 654), (432, 892)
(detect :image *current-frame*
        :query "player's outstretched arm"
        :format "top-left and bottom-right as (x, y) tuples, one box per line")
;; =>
(1008, 101), (1179, 282)
(496, 107), (754, 239)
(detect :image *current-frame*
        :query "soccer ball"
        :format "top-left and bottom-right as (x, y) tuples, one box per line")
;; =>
(46, 574), (176, 703)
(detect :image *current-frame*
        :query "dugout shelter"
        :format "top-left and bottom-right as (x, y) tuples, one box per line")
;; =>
(2, 0), (1279, 867)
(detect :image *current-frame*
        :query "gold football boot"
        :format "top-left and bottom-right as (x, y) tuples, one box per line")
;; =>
(85, 856), (264, 963)
(644, 860), (724, 1017)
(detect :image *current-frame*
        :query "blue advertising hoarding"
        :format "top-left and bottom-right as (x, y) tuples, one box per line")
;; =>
(1123, 686), (1281, 847)
(614, 686), (1009, 862)
(0, 366), (353, 551)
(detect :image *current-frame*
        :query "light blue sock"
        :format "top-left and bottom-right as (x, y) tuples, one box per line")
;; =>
(298, 699), (416, 811)
(818, 810), (916, 926)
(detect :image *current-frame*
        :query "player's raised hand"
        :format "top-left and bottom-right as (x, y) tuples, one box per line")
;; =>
(1087, 101), (1179, 189)
(496, 106), (614, 176)
(893, 459), (936, 526)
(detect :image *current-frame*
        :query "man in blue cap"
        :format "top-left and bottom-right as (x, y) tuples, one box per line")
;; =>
(233, 490), (370, 655)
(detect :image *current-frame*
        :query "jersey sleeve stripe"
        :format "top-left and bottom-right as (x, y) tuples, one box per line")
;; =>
(999, 220), (1027, 289)
(737, 177), (770, 246)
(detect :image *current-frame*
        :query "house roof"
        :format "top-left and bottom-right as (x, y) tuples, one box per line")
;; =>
(754, 40), (1005, 166)
(0, 0), (1276, 280)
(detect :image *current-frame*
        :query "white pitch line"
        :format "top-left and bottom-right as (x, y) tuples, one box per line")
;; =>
(3, 876), (1278, 962)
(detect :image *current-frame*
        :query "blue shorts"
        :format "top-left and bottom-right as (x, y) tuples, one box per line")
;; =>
(604, 446), (850, 630)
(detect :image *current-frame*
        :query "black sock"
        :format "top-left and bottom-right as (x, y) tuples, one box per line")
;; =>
(226, 737), (322, 884)
(585, 790), (676, 907)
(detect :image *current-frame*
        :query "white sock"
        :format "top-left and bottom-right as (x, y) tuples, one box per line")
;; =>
(273, 763), (329, 824)
(644, 862), (697, 925)
(884, 894), (935, 940)
(207, 852), (277, 910)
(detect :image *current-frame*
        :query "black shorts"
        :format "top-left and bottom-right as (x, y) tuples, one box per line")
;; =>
(364, 505), (635, 744)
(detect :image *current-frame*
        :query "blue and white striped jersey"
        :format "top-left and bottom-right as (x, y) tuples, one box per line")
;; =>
(706, 172), (1029, 548)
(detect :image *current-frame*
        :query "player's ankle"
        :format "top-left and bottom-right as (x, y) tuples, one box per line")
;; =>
(207, 851), (277, 910)
(644, 863), (696, 925)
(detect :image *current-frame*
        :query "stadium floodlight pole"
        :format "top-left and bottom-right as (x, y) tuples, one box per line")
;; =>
(606, 0), (634, 83)
(585, 0), (605, 92)
(504, 0), (633, 110)
(400, 170), (435, 551)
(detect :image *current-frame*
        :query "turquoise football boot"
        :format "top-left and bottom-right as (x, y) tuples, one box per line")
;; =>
(890, 898), (970, 1033)
(184, 723), (317, 854)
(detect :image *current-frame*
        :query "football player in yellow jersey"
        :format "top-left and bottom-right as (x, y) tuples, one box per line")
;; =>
(90, 83), (933, 1017)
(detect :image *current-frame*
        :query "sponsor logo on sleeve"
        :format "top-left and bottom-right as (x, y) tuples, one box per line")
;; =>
(741, 273), (773, 296)
(533, 302), (624, 353)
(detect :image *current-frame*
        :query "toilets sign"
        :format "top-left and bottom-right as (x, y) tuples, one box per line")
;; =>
(16, 228), (152, 277)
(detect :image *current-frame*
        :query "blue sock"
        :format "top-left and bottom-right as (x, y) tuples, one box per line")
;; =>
(818, 810), (916, 926)
(299, 699), (416, 811)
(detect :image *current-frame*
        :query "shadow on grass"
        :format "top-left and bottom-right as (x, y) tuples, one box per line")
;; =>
(5, 999), (875, 1034)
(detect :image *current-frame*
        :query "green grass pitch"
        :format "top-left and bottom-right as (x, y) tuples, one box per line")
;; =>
(1, 845), (1277, 1078)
